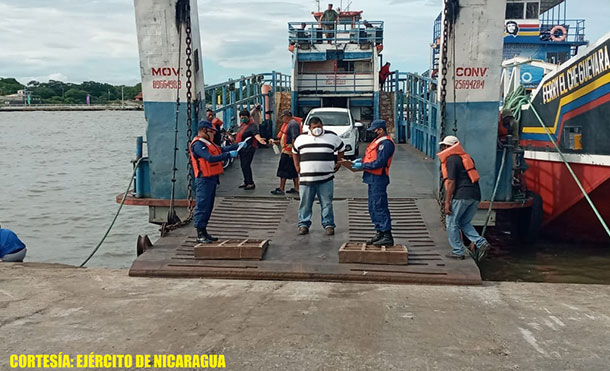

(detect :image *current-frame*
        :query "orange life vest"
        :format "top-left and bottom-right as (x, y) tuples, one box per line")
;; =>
(277, 118), (303, 152)
(189, 136), (224, 178)
(363, 135), (394, 176)
(437, 143), (480, 183)
(236, 120), (258, 148)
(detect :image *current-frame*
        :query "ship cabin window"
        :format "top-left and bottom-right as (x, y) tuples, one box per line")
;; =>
(506, 1), (540, 20)
(506, 2), (524, 20)
(526, 2), (539, 19)
(546, 51), (570, 64)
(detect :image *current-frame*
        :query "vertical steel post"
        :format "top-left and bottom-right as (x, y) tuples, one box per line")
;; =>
(135, 136), (144, 198)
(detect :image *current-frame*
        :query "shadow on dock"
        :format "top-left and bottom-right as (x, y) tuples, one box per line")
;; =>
(130, 144), (481, 285)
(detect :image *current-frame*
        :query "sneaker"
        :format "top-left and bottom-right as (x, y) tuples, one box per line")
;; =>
(298, 226), (309, 235)
(238, 184), (247, 189)
(286, 188), (299, 194)
(270, 188), (285, 195)
(244, 184), (256, 190)
(445, 252), (466, 260)
(476, 242), (492, 262)
(325, 226), (335, 236)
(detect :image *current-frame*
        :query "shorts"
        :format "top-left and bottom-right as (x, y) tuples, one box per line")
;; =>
(276, 153), (298, 179)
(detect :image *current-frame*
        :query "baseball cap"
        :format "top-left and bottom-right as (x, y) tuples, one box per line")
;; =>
(439, 135), (459, 146)
(367, 119), (386, 131)
(197, 120), (217, 132)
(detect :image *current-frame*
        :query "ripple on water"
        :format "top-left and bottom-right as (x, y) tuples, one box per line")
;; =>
(1, 111), (159, 268)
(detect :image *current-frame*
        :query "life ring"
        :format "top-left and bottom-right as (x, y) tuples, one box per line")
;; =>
(550, 25), (567, 42)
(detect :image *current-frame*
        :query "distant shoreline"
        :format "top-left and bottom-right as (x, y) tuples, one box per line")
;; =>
(0, 104), (143, 112)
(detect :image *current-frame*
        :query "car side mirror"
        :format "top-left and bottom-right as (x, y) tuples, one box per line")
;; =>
(355, 122), (364, 128)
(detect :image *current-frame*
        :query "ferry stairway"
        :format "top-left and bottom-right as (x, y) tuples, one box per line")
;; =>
(379, 91), (396, 137)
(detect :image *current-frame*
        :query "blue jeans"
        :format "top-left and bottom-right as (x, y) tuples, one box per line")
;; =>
(298, 180), (335, 228)
(368, 182), (391, 232)
(446, 199), (488, 255)
(193, 177), (218, 229)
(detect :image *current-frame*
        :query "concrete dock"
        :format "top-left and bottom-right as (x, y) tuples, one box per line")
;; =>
(130, 144), (481, 284)
(1, 264), (609, 370)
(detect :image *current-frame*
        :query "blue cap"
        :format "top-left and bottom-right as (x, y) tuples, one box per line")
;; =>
(197, 120), (216, 132)
(368, 119), (386, 131)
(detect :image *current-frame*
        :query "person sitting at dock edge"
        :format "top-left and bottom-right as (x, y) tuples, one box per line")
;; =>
(0, 224), (27, 262)
(292, 117), (345, 235)
(349, 120), (395, 246)
(270, 110), (302, 195)
(235, 110), (268, 190)
(437, 135), (492, 261)
(189, 121), (241, 243)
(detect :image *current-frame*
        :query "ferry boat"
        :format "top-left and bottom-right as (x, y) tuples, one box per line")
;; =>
(495, 0), (609, 242)
(519, 33), (610, 242)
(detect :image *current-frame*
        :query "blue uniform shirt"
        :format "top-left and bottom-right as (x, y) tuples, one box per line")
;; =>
(362, 139), (395, 185)
(0, 228), (26, 258)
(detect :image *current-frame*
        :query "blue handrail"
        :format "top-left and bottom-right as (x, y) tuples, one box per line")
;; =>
(204, 71), (291, 133)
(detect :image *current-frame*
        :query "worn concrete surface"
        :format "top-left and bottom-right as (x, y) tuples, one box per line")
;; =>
(1, 264), (610, 370)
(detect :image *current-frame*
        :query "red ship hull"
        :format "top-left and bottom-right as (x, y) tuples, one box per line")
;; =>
(524, 152), (610, 243)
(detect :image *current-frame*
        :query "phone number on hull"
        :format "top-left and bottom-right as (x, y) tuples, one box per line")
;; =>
(152, 80), (182, 89)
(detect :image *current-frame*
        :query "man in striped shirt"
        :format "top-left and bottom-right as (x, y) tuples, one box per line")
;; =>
(292, 117), (345, 235)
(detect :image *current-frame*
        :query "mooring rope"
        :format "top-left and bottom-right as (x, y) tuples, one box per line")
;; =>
(79, 158), (143, 267)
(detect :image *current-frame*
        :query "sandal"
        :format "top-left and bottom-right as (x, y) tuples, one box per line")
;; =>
(270, 188), (285, 195)
(286, 188), (299, 194)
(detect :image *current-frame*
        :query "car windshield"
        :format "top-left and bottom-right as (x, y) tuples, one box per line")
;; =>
(305, 111), (350, 127)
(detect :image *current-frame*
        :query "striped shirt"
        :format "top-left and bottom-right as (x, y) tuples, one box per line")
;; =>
(293, 130), (344, 185)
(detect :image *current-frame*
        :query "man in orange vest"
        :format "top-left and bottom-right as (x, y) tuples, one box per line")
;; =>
(189, 121), (240, 243)
(350, 120), (395, 246)
(437, 135), (491, 261)
(206, 109), (224, 145)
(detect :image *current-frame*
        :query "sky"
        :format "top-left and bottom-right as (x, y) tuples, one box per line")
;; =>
(0, 0), (608, 86)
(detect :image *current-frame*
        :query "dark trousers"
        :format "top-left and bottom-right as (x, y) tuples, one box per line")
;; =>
(193, 176), (217, 229)
(240, 149), (256, 185)
(368, 182), (392, 232)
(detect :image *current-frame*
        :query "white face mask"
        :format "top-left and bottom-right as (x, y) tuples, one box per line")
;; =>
(311, 127), (323, 136)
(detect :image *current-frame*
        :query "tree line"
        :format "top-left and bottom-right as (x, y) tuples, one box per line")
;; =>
(0, 77), (142, 104)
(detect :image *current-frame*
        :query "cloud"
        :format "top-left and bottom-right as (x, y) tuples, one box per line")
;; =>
(1, 0), (608, 85)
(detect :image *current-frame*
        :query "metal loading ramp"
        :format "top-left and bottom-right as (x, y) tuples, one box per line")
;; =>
(129, 145), (482, 285)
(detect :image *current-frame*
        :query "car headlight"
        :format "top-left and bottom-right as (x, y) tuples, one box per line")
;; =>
(340, 131), (352, 138)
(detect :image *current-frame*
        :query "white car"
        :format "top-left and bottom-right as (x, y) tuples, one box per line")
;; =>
(303, 108), (363, 158)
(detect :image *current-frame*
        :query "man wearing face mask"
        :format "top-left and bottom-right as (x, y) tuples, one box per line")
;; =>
(292, 117), (345, 235)
(235, 110), (268, 190)
(349, 120), (395, 246)
(189, 121), (241, 243)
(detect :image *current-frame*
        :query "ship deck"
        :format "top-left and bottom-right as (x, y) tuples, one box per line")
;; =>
(129, 144), (482, 285)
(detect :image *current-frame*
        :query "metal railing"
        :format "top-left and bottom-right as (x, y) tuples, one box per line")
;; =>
(204, 71), (291, 133)
(288, 20), (384, 45)
(386, 72), (439, 158)
(539, 19), (586, 44)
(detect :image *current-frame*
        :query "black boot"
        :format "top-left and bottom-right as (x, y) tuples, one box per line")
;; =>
(373, 231), (394, 246)
(196, 228), (218, 243)
(203, 229), (219, 242)
(366, 231), (383, 245)
(196, 228), (210, 243)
